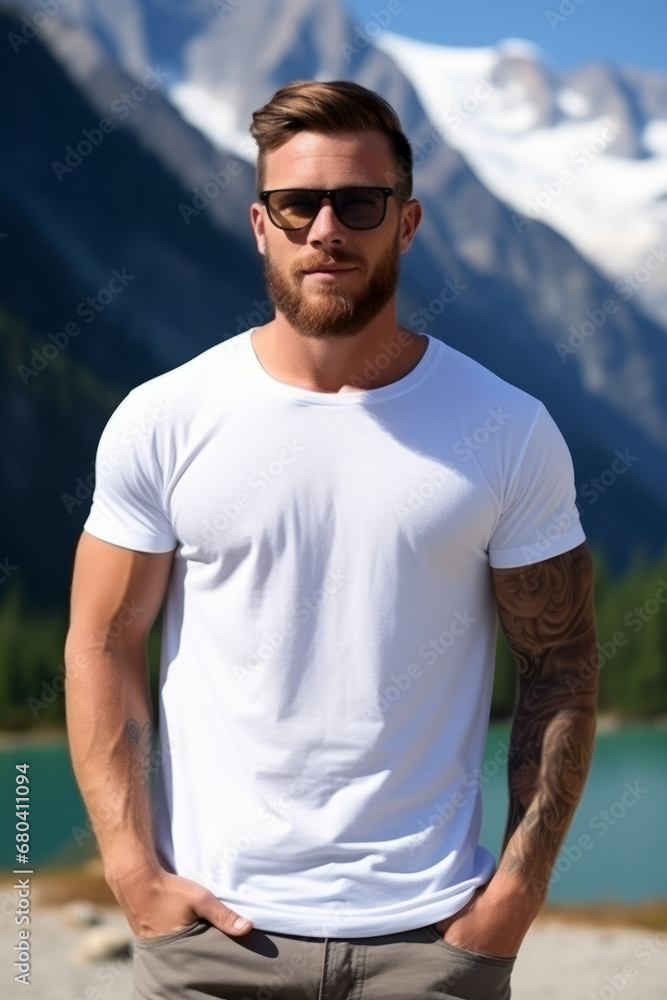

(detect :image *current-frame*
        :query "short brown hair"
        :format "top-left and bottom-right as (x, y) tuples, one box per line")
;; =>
(249, 79), (413, 199)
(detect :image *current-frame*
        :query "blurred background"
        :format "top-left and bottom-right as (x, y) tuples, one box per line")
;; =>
(1, 0), (666, 996)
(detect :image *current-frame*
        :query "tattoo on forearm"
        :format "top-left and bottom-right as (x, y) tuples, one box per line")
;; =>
(126, 719), (150, 747)
(125, 719), (152, 791)
(492, 542), (598, 896)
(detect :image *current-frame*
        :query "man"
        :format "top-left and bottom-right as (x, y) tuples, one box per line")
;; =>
(65, 80), (598, 1000)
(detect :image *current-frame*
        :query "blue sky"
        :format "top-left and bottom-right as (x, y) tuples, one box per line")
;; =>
(341, 0), (666, 75)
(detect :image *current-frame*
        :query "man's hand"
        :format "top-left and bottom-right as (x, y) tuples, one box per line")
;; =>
(432, 877), (540, 959)
(108, 862), (253, 939)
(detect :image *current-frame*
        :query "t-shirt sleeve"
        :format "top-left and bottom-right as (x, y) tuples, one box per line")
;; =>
(82, 389), (178, 553)
(488, 402), (585, 568)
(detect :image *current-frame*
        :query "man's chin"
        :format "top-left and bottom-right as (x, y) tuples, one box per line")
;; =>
(288, 308), (367, 340)
(263, 240), (400, 338)
(274, 284), (362, 338)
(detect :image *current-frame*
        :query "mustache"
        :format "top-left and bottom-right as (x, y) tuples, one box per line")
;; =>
(297, 255), (361, 271)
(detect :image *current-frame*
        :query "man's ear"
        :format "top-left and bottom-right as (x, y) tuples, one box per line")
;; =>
(398, 198), (422, 254)
(249, 202), (267, 255)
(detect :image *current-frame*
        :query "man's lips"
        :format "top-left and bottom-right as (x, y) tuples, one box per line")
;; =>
(302, 264), (358, 275)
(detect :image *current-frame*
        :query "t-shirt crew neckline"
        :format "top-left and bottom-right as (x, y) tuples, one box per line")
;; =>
(246, 327), (444, 405)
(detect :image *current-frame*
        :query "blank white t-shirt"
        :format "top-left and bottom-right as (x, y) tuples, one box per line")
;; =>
(83, 327), (585, 937)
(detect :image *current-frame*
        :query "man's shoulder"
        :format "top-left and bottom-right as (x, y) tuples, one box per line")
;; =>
(115, 331), (252, 421)
(434, 339), (544, 425)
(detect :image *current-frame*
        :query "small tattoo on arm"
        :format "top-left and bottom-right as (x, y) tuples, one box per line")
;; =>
(125, 719), (152, 789)
(126, 719), (151, 747)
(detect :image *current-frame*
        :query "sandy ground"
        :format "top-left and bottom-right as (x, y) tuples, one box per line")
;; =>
(2, 872), (666, 999)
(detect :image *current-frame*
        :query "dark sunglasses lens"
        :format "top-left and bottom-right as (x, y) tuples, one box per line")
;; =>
(267, 191), (321, 229)
(266, 189), (387, 229)
(335, 188), (385, 228)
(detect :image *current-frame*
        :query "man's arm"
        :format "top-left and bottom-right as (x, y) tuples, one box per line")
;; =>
(434, 541), (598, 956)
(64, 529), (253, 938)
(494, 540), (598, 894)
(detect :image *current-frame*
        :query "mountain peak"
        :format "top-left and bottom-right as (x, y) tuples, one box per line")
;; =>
(495, 36), (548, 64)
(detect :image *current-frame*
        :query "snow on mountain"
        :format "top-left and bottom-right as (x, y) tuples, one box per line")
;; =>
(375, 30), (667, 330)
(168, 82), (258, 164)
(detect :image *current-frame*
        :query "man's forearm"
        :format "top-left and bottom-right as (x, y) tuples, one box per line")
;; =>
(64, 639), (160, 883)
(492, 542), (599, 908)
(496, 696), (596, 902)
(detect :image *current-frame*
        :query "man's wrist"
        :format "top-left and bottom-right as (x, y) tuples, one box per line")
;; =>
(483, 868), (546, 924)
(434, 872), (543, 957)
(104, 851), (164, 891)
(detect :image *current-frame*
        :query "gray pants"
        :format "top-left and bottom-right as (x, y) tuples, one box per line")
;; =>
(131, 917), (516, 999)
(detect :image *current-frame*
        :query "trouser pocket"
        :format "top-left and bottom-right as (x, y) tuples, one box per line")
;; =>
(420, 924), (516, 1000)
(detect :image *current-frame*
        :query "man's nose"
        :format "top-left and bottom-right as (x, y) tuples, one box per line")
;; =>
(306, 198), (346, 247)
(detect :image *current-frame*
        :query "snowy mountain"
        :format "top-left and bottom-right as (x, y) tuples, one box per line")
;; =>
(375, 30), (667, 331)
(24, 0), (667, 336)
(3, 0), (667, 586)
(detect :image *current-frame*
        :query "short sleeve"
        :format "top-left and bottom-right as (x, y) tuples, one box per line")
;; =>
(82, 389), (178, 553)
(488, 403), (585, 568)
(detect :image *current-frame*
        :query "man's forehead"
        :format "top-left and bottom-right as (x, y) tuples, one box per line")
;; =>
(263, 130), (396, 187)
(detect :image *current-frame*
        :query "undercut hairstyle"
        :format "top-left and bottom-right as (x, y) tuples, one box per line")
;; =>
(249, 79), (414, 199)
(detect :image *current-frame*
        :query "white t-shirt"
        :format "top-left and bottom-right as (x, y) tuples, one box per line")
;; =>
(83, 327), (585, 937)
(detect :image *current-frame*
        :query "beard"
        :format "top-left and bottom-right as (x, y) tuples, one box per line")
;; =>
(261, 229), (401, 340)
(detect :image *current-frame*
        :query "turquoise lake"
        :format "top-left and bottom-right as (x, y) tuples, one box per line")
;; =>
(1, 722), (665, 904)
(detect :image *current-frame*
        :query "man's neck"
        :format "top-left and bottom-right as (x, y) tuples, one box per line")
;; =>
(249, 318), (428, 394)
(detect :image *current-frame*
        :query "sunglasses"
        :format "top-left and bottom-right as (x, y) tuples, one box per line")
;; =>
(258, 186), (408, 231)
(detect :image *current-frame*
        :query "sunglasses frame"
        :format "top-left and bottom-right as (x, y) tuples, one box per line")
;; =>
(258, 186), (409, 231)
